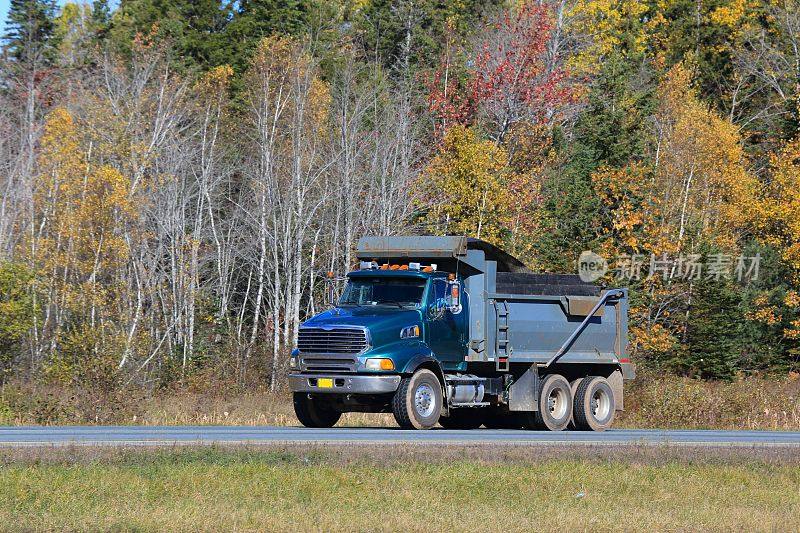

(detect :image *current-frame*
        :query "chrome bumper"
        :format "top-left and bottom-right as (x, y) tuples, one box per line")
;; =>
(288, 373), (401, 394)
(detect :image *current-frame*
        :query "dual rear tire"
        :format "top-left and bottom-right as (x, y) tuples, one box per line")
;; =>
(529, 374), (573, 431)
(573, 376), (615, 431)
(522, 374), (615, 431)
(459, 374), (615, 432)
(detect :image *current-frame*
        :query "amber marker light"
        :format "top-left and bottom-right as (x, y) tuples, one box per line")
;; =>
(365, 358), (395, 371)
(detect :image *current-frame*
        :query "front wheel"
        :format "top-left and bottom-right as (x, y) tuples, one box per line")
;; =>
(293, 392), (341, 428)
(392, 369), (443, 429)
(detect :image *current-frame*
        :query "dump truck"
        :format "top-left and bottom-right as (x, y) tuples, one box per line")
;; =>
(288, 236), (634, 430)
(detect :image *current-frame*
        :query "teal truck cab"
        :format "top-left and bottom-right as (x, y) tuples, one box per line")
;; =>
(288, 236), (634, 431)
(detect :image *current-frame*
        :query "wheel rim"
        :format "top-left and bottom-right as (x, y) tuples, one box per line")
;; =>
(547, 387), (568, 420)
(414, 383), (436, 418)
(591, 387), (611, 421)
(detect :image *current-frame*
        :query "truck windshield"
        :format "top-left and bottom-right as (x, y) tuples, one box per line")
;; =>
(340, 277), (426, 307)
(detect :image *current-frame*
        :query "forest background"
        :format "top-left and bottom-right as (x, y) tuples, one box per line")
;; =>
(1, 0), (799, 426)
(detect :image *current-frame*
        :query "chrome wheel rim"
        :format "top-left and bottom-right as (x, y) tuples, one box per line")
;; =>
(547, 387), (569, 420)
(591, 387), (611, 421)
(414, 383), (436, 418)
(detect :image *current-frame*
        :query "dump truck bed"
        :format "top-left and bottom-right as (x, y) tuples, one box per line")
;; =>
(357, 236), (628, 366)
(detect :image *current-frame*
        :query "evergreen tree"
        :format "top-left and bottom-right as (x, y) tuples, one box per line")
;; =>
(739, 242), (800, 373)
(354, 0), (500, 70)
(108, 0), (231, 69)
(646, 0), (744, 112)
(221, 0), (311, 72)
(679, 276), (744, 380)
(90, 0), (111, 41)
(2, 0), (59, 64)
(535, 52), (655, 270)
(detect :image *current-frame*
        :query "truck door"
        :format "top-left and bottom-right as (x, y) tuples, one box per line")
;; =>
(426, 278), (467, 368)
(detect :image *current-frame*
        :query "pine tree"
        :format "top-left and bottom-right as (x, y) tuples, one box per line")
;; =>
(355, 0), (501, 70)
(2, 0), (59, 64)
(90, 0), (111, 40)
(679, 276), (744, 380)
(534, 52), (655, 271)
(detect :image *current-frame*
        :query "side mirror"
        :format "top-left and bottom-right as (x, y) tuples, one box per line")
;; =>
(446, 280), (463, 314)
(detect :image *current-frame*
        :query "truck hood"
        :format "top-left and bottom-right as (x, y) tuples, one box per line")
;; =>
(303, 306), (421, 329)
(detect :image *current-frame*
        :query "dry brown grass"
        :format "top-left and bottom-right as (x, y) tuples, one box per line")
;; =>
(618, 370), (800, 430)
(2, 372), (799, 430)
(135, 391), (396, 427)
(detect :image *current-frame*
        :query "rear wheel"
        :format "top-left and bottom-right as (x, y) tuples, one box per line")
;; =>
(392, 369), (443, 429)
(293, 393), (341, 428)
(530, 374), (572, 431)
(439, 408), (485, 429)
(567, 378), (584, 429)
(573, 376), (615, 431)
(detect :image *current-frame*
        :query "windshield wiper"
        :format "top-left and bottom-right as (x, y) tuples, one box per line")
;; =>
(381, 301), (415, 308)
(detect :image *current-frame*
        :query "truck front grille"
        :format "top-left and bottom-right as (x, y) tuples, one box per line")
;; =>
(297, 327), (368, 373)
(300, 356), (358, 373)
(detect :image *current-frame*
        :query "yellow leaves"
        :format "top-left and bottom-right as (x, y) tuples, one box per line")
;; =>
(248, 35), (304, 92)
(246, 35), (330, 140)
(756, 139), (800, 275)
(630, 322), (677, 354)
(419, 125), (511, 245)
(33, 108), (136, 316)
(785, 291), (800, 309)
(39, 108), (83, 176)
(746, 305), (782, 326)
(593, 163), (661, 254)
(307, 77), (332, 130)
(654, 63), (757, 250)
(709, 0), (749, 28)
(747, 290), (800, 340)
(200, 65), (234, 92)
(195, 65), (233, 104)
(569, 0), (649, 71)
(785, 320), (800, 340)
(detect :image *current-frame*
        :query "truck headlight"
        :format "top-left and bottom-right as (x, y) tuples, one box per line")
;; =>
(400, 325), (420, 339)
(289, 356), (298, 369)
(365, 358), (395, 371)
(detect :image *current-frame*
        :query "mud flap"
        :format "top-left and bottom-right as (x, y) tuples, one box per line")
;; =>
(508, 365), (539, 412)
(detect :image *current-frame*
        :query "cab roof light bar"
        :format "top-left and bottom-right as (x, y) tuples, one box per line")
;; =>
(360, 261), (439, 272)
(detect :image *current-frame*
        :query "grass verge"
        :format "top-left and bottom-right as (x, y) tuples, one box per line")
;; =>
(0, 445), (798, 531)
(2, 372), (799, 430)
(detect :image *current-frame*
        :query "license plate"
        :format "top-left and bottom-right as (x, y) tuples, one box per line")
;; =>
(317, 378), (333, 388)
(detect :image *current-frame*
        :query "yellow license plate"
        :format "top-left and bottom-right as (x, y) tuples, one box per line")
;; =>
(317, 378), (334, 388)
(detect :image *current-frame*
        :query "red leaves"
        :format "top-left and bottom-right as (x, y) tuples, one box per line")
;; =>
(427, 2), (574, 141)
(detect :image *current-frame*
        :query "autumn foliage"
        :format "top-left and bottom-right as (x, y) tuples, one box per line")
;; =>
(427, 3), (573, 141)
(1, 0), (800, 393)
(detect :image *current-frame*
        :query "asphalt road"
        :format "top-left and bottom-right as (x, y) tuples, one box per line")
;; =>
(1, 426), (799, 447)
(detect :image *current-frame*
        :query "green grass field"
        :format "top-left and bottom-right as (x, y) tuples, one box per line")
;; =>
(1, 446), (798, 531)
